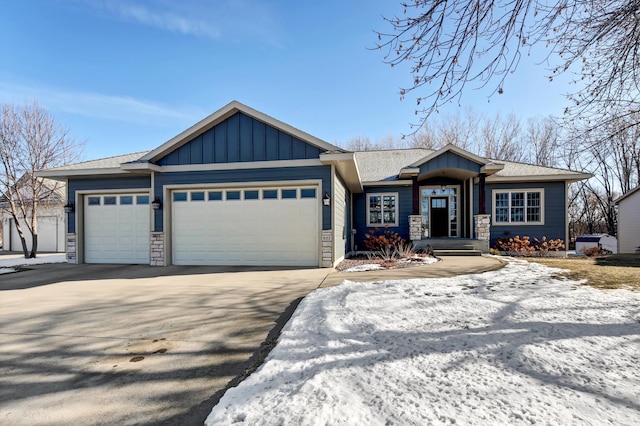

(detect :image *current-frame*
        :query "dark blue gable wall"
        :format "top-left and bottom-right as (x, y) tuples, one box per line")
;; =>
(153, 165), (332, 231)
(352, 185), (413, 250)
(419, 151), (481, 175)
(480, 181), (567, 246)
(158, 112), (322, 165)
(67, 176), (151, 233)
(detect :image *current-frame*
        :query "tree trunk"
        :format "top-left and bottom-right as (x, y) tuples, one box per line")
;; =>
(30, 233), (38, 258)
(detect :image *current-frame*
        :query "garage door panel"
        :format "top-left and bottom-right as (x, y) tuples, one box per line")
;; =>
(84, 194), (150, 264)
(172, 186), (319, 266)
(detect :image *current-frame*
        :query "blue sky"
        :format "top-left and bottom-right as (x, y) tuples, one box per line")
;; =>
(0, 0), (573, 160)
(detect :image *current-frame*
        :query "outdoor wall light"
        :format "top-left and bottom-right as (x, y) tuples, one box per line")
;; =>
(441, 183), (447, 192)
(151, 197), (162, 210)
(323, 191), (331, 206)
(63, 202), (74, 214)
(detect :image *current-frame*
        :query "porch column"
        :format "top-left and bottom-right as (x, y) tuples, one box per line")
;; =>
(479, 173), (487, 215)
(474, 214), (491, 252)
(412, 177), (419, 215)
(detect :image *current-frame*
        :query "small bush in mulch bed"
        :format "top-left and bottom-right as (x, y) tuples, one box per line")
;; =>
(335, 251), (438, 272)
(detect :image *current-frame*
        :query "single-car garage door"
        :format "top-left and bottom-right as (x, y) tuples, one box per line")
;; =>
(172, 185), (319, 266)
(84, 194), (150, 264)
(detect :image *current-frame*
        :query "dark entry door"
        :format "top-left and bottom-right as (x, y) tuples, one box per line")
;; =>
(431, 197), (449, 238)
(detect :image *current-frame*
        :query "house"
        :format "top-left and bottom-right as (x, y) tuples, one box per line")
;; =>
(36, 101), (590, 266)
(614, 186), (640, 254)
(0, 176), (66, 253)
(575, 234), (618, 254)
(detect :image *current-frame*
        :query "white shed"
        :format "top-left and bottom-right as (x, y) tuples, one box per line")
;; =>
(575, 234), (618, 255)
(615, 186), (640, 254)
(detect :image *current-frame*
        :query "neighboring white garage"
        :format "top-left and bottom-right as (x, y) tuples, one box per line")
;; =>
(171, 185), (319, 266)
(9, 215), (65, 252)
(83, 194), (150, 264)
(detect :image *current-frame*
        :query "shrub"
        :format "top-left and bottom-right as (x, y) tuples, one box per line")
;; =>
(581, 246), (610, 257)
(364, 226), (402, 251)
(493, 235), (565, 257)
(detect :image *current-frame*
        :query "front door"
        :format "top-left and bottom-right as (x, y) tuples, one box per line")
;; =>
(431, 197), (449, 237)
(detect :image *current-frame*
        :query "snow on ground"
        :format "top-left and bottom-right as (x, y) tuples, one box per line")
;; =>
(342, 263), (384, 272)
(0, 253), (66, 274)
(207, 259), (640, 425)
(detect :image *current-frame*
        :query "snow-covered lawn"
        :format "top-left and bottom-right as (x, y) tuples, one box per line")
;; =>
(207, 259), (640, 425)
(0, 253), (66, 274)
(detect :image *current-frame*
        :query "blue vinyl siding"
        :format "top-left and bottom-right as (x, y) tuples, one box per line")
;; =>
(66, 176), (151, 233)
(419, 151), (481, 176)
(484, 181), (567, 246)
(157, 112), (322, 165)
(352, 185), (413, 250)
(153, 165), (332, 232)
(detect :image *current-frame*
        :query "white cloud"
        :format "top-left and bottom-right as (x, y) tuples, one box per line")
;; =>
(74, 0), (283, 46)
(0, 81), (201, 126)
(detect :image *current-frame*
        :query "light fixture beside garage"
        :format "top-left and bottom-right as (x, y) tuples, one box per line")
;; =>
(152, 197), (162, 210)
(323, 191), (331, 206)
(64, 202), (74, 213)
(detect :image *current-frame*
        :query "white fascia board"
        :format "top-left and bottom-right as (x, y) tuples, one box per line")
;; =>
(320, 152), (363, 193)
(480, 163), (505, 175)
(486, 173), (593, 183)
(141, 100), (343, 163)
(363, 180), (414, 187)
(120, 162), (162, 172)
(35, 168), (127, 179)
(614, 185), (640, 204)
(399, 167), (419, 178)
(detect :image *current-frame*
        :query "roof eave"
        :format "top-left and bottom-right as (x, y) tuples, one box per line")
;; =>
(487, 173), (593, 183)
(614, 185), (640, 204)
(320, 152), (363, 193)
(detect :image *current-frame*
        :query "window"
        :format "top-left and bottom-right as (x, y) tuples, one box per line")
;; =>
(191, 191), (205, 201)
(263, 189), (278, 199)
(244, 190), (259, 200)
(367, 193), (398, 226)
(88, 196), (100, 206)
(281, 189), (297, 199)
(137, 195), (149, 205)
(300, 188), (316, 198)
(226, 190), (241, 200)
(104, 196), (117, 205)
(493, 189), (544, 224)
(173, 192), (187, 202)
(208, 191), (222, 201)
(120, 196), (133, 205)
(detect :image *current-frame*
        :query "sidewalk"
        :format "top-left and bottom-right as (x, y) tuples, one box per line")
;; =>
(319, 255), (505, 288)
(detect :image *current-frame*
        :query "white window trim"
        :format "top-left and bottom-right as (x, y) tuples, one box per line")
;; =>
(366, 192), (399, 227)
(492, 188), (545, 225)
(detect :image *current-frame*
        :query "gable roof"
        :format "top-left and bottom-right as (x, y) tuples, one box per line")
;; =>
(36, 151), (150, 179)
(140, 100), (343, 163)
(614, 186), (640, 204)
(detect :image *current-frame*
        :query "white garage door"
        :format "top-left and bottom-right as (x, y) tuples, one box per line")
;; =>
(84, 194), (150, 264)
(172, 185), (319, 266)
(10, 216), (63, 252)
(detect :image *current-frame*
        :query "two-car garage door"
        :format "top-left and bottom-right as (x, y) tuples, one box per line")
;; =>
(171, 185), (319, 266)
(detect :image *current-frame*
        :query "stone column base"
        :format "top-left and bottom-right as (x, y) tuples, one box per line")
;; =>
(474, 214), (491, 241)
(322, 230), (333, 267)
(66, 233), (77, 264)
(150, 232), (165, 266)
(409, 215), (422, 241)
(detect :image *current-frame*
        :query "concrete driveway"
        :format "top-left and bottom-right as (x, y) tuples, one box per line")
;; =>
(0, 263), (329, 425)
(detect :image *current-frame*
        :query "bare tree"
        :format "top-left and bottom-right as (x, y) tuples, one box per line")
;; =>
(0, 101), (82, 258)
(375, 1), (640, 139)
(523, 116), (561, 167)
(478, 112), (523, 161)
(343, 135), (404, 151)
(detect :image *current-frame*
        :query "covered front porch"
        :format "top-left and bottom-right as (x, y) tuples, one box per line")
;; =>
(400, 145), (503, 253)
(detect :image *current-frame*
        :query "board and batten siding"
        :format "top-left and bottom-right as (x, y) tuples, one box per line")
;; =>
(617, 189), (640, 253)
(66, 176), (151, 233)
(352, 185), (413, 250)
(157, 112), (322, 166)
(153, 165), (332, 232)
(418, 151), (482, 176)
(484, 181), (567, 246)
(333, 174), (347, 263)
